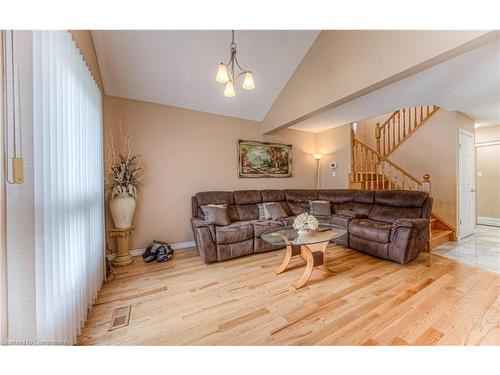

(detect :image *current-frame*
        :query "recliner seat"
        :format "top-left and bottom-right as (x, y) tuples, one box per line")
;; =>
(190, 189), (432, 265)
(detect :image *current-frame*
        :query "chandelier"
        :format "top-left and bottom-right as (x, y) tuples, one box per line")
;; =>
(215, 30), (255, 97)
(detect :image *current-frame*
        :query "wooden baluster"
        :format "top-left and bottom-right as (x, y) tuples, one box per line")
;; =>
(370, 151), (374, 190)
(420, 106), (423, 124)
(414, 107), (417, 128)
(392, 117), (395, 150)
(375, 123), (381, 154)
(397, 112), (401, 142)
(375, 157), (379, 190)
(383, 127), (386, 156)
(402, 175), (405, 190)
(426, 105), (430, 117)
(408, 107), (411, 132)
(350, 130), (354, 177)
(402, 108), (406, 138)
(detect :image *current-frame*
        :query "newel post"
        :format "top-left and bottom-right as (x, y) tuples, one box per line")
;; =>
(375, 123), (381, 154)
(422, 174), (431, 194)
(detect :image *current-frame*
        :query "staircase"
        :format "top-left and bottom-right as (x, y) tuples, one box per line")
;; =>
(375, 105), (440, 157)
(349, 105), (455, 250)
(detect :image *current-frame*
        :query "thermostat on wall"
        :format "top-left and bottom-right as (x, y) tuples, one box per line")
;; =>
(330, 162), (337, 169)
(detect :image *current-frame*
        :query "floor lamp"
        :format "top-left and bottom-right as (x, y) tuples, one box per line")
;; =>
(313, 153), (324, 189)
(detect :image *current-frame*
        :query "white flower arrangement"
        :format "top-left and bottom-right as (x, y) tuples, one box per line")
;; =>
(293, 213), (319, 233)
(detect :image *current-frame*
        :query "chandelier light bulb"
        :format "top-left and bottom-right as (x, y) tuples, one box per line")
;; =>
(216, 63), (230, 83)
(216, 31), (255, 96)
(242, 71), (255, 90)
(224, 81), (236, 97)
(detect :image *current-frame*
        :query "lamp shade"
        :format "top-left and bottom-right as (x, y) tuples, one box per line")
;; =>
(313, 153), (324, 160)
(242, 71), (255, 90)
(216, 63), (230, 83)
(224, 80), (236, 97)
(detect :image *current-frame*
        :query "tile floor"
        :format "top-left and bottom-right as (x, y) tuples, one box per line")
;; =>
(433, 225), (500, 274)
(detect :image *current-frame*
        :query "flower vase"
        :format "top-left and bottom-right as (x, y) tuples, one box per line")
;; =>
(110, 194), (136, 229)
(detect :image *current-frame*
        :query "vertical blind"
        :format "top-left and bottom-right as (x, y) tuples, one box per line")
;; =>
(32, 30), (104, 344)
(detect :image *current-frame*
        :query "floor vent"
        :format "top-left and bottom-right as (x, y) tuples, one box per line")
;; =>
(108, 305), (132, 331)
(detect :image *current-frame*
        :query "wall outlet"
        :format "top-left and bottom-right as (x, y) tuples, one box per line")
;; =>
(332, 171), (336, 177)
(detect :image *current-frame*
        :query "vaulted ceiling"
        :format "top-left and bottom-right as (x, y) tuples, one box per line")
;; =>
(92, 30), (319, 121)
(291, 38), (500, 132)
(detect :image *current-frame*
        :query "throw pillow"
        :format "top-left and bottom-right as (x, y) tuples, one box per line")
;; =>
(263, 202), (288, 221)
(257, 203), (270, 220)
(309, 200), (331, 216)
(200, 204), (230, 225)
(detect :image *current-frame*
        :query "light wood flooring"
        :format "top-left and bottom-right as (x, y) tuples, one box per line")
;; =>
(77, 245), (499, 345)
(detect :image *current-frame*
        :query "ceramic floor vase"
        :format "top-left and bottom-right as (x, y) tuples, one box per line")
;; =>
(110, 194), (136, 229)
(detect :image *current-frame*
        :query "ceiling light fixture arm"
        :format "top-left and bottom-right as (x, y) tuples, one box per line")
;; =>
(223, 30), (250, 83)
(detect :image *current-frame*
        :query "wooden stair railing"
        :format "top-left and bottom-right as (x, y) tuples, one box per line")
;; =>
(351, 137), (431, 192)
(375, 105), (440, 157)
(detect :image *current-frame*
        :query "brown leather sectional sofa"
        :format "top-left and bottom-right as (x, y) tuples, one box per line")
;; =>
(191, 189), (432, 265)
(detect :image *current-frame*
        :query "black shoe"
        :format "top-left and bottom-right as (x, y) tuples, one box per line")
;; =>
(156, 245), (173, 262)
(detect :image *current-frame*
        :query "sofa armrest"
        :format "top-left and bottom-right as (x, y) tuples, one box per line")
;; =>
(392, 218), (429, 230)
(192, 217), (214, 228)
(336, 210), (368, 219)
(191, 218), (217, 263)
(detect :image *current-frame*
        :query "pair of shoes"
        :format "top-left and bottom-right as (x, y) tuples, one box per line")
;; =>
(143, 240), (174, 263)
(157, 245), (174, 262)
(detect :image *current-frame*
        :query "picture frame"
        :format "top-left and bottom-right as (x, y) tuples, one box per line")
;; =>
(238, 140), (292, 178)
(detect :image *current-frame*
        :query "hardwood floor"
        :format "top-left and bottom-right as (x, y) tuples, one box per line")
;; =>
(77, 245), (500, 345)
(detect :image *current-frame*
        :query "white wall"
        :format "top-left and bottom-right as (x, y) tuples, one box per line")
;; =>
(0, 31), (8, 343)
(4, 31), (37, 341)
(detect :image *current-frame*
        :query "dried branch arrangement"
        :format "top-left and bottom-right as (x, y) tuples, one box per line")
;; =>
(105, 124), (143, 199)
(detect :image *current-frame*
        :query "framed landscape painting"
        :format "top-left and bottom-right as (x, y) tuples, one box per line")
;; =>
(238, 140), (292, 178)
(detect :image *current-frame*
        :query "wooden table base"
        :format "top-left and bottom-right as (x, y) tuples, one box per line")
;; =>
(275, 241), (333, 289)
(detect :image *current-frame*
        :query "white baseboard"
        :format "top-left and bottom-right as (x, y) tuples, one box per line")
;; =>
(107, 240), (196, 260)
(478, 216), (500, 227)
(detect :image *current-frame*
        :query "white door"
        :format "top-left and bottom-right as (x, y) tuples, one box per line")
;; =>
(459, 129), (476, 238)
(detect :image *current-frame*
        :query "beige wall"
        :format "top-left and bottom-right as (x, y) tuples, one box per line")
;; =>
(354, 109), (475, 231)
(104, 96), (319, 249)
(263, 30), (492, 133)
(316, 124), (351, 189)
(70, 30), (104, 92)
(390, 110), (474, 229)
(476, 125), (500, 220)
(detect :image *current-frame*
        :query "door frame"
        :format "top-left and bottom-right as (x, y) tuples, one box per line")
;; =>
(457, 128), (476, 239)
(475, 139), (500, 227)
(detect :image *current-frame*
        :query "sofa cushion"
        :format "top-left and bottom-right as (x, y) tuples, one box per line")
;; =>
(318, 189), (355, 203)
(309, 200), (331, 216)
(196, 191), (234, 206)
(215, 222), (253, 244)
(277, 216), (296, 227)
(287, 202), (310, 216)
(348, 219), (393, 243)
(251, 220), (284, 238)
(200, 203), (226, 219)
(236, 204), (259, 221)
(330, 214), (351, 229)
(261, 189), (285, 202)
(368, 204), (422, 224)
(374, 190), (428, 207)
(285, 189), (318, 202)
(234, 190), (262, 205)
(264, 202), (288, 220)
(201, 205), (230, 226)
(354, 190), (375, 204)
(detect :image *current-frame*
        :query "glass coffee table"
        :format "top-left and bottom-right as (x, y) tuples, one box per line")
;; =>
(261, 225), (347, 289)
